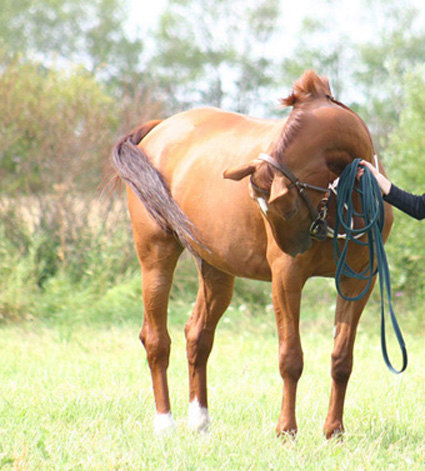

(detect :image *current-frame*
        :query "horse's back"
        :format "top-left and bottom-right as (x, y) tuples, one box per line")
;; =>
(141, 107), (282, 172)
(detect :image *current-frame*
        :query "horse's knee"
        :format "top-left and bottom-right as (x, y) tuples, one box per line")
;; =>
(140, 327), (171, 368)
(331, 352), (352, 384)
(185, 324), (214, 366)
(279, 347), (303, 381)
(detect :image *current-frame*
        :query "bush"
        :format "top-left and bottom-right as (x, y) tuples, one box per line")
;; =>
(0, 56), (119, 194)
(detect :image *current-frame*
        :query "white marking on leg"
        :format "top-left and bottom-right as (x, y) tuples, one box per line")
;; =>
(154, 411), (176, 435)
(188, 399), (210, 432)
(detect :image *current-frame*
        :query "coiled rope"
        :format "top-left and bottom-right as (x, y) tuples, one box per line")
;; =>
(333, 158), (407, 374)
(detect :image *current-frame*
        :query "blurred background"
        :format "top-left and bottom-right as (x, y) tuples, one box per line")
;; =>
(2, 0), (425, 326)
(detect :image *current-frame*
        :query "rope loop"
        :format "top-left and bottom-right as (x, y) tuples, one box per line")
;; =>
(334, 158), (407, 374)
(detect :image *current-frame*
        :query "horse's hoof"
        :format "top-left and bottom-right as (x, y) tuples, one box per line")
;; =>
(276, 425), (297, 440)
(323, 422), (344, 440)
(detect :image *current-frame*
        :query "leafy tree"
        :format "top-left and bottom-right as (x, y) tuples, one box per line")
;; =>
(354, 0), (425, 148)
(0, 56), (118, 194)
(382, 68), (425, 303)
(281, 17), (352, 99)
(150, 0), (280, 114)
(0, 0), (143, 87)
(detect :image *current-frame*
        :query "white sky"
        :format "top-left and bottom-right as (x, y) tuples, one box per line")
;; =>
(127, 0), (166, 35)
(125, 0), (376, 79)
(127, 0), (425, 43)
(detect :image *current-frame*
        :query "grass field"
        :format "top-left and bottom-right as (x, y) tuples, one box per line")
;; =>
(1, 297), (425, 471)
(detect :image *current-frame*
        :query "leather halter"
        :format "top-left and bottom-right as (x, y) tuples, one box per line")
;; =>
(257, 153), (330, 240)
(258, 153), (329, 195)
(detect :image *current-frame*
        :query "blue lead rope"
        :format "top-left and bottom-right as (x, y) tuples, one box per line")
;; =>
(333, 158), (408, 374)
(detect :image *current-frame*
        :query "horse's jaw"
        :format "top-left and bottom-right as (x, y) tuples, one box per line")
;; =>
(279, 234), (312, 257)
(266, 215), (313, 257)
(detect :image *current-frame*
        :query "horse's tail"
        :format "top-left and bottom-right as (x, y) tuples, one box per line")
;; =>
(111, 121), (202, 255)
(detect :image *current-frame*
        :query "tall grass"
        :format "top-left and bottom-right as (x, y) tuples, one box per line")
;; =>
(1, 194), (418, 334)
(0, 194), (138, 323)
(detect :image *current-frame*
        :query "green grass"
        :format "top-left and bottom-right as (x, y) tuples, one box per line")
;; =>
(1, 306), (425, 470)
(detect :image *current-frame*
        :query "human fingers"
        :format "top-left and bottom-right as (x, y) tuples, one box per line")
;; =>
(359, 160), (378, 176)
(356, 167), (365, 180)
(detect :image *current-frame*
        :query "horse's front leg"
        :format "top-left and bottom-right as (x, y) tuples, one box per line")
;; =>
(323, 277), (375, 438)
(271, 264), (305, 437)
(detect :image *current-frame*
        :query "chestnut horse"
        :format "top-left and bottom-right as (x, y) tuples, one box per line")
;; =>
(112, 70), (393, 438)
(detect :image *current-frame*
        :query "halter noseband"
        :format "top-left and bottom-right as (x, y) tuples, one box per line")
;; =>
(256, 153), (330, 240)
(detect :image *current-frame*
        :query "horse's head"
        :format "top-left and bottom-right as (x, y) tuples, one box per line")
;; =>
(224, 70), (375, 257)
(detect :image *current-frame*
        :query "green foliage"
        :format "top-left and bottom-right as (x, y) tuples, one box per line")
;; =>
(0, 0), (143, 86)
(0, 55), (117, 193)
(0, 55), (156, 323)
(382, 68), (425, 304)
(281, 17), (350, 98)
(0, 196), (139, 322)
(0, 213), (38, 322)
(355, 1), (425, 147)
(150, 0), (280, 113)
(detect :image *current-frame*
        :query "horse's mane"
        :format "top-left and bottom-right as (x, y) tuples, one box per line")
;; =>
(281, 70), (332, 106)
(272, 70), (332, 159)
(272, 112), (303, 159)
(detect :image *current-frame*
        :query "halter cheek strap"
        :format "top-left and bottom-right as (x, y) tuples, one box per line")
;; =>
(257, 153), (328, 223)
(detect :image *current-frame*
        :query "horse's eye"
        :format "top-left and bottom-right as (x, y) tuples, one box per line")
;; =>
(250, 177), (270, 197)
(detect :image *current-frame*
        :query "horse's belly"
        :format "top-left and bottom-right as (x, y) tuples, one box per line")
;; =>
(199, 241), (272, 281)
(179, 177), (272, 279)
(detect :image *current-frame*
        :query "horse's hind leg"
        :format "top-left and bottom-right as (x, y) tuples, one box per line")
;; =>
(185, 260), (235, 431)
(128, 190), (183, 434)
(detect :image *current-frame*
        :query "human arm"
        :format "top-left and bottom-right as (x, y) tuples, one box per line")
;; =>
(358, 160), (391, 195)
(359, 160), (425, 220)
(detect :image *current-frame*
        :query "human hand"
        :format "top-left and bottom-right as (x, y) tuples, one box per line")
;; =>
(356, 160), (373, 180)
(358, 159), (391, 195)
(359, 160), (379, 178)
(356, 164), (365, 181)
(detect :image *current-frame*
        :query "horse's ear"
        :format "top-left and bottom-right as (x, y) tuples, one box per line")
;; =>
(281, 91), (297, 107)
(222, 160), (260, 181)
(268, 175), (289, 203)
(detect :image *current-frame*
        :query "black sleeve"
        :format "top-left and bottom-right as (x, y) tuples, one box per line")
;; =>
(383, 184), (425, 220)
